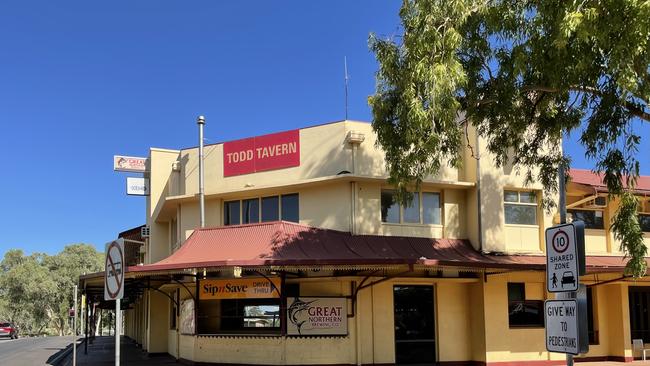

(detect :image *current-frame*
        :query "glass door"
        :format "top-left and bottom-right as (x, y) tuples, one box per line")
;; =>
(393, 285), (435, 364)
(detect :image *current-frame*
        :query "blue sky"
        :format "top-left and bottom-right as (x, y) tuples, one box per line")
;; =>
(0, 1), (648, 257)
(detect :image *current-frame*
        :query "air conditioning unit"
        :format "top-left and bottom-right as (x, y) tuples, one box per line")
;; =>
(140, 225), (150, 238)
(585, 196), (607, 208)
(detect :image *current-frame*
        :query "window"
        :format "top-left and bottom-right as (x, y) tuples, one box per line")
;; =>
(281, 194), (299, 222)
(381, 190), (400, 223)
(629, 287), (650, 343)
(224, 200), (241, 225)
(243, 198), (259, 224)
(639, 214), (650, 232)
(170, 290), (178, 330)
(198, 298), (280, 334)
(262, 196), (279, 222)
(381, 190), (442, 225)
(225, 194), (299, 225)
(504, 190), (538, 225)
(507, 283), (544, 328)
(587, 287), (598, 344)
(568, 209), (604, 230)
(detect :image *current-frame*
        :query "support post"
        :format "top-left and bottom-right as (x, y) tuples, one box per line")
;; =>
(558, 165), (573, 366)
(73, 285), (77, 366)
(116, 299), (121, 366)
(84, 294), (88, 354)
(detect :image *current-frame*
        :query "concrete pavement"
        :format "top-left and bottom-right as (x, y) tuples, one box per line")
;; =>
(63, 336), (176, 365)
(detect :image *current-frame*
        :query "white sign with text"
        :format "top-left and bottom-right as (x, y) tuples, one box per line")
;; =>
(545, 300), (580, 355)
(287, 297), (347, 336)
(546, 223), (579, 292)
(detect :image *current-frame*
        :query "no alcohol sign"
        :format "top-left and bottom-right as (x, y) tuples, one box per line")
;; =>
(545, 222), (585, 293)
(104, 239), (125, 301)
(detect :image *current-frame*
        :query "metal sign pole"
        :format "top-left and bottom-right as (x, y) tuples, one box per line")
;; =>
(116, 298), (121, 366)
(558, 165), (573, 366)
(73, 285), (77, 366)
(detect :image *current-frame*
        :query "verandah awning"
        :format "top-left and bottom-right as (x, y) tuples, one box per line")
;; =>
(125, 221), (639, 275)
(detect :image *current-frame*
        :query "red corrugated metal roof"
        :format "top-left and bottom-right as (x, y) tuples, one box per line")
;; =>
(570, 168), (650, 193)
(127, 221), (641, 273)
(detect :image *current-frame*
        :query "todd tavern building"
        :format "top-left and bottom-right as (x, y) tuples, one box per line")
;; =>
(80, 119), (650, 365)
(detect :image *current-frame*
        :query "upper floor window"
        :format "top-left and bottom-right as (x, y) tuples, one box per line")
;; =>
(568, 209), (604, 230)
(381, 190), (441, 225)
(224, 193), (299, 226)
(504, 190), (538, 225)
(639, 214), (650, 233)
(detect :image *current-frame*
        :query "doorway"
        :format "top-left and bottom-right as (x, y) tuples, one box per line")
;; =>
(393, 285), (436, 364)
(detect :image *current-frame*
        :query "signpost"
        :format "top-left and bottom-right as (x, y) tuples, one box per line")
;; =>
(105, 239), (124, 366)
(126, 177), (150, 196)
(545, 221), (588, 360)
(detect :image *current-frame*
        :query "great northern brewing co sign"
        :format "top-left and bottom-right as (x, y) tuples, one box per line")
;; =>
(223, 129), (300, 177)
(287, 297), (348, 336)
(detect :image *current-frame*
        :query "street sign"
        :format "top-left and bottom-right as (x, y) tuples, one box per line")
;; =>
(545, 222), (585, 293)
(545, 300), (580, 355)
(104, 239), (125, 301)
(126, 177), (149, 196)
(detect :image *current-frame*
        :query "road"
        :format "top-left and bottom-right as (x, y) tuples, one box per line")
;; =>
(0, 336), (74, 365)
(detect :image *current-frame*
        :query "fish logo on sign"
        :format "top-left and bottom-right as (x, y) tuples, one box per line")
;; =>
(104, 239), (125, 301)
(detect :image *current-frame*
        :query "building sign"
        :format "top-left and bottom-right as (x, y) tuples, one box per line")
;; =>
(545, 300), (581, 355)
(114, 155), (148, 172)
(545, 222), (585, 293)
(199, 278), (280, 300)
(126, 177), (149, 196)
(223, 129), (300, 177)
(287, 297), (348, 336)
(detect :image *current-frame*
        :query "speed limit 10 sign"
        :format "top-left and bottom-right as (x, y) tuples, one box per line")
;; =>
(545, 222), (585, 293)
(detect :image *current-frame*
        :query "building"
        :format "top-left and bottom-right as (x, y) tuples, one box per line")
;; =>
(80, 119), (650, 365)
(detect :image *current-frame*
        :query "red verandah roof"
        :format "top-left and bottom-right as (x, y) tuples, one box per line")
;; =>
(127, 221), (636, 274)
(570, 168), (650, 193)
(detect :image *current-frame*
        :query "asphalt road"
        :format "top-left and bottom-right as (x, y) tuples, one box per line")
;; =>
(0, 336), (74, 365)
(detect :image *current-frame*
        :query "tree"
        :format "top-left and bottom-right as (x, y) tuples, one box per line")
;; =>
(369, 0), (650, 276)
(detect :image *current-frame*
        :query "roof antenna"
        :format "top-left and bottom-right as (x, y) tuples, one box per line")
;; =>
(344, 56), (349, 120)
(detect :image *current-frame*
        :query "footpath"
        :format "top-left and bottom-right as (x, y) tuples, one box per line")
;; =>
(61, 336), (176, 366)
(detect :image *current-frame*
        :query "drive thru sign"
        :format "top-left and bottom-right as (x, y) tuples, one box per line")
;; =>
(104, 239), (124, 301)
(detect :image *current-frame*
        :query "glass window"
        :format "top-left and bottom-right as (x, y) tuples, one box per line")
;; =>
(422, 193), (441, 224)
(639, 214), (650, 232)
(504, 191), (538, 225)
(519, 192), (537, 203)
(504, 190), (519, 202)
(281, 194), (299, 222)
(242, 198), (259, 224)
(507, 283), (543, 328)
(224, 200), (240, 226)
(568, 209), (604, 230)
(402, 192), (420, 223)
(198, 298), (280, 334)
(261, 196), (279, 222)
(381, 190), (400, 223)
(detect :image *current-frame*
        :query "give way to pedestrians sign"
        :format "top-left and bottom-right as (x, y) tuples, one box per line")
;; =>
(104, 239), (124, 301)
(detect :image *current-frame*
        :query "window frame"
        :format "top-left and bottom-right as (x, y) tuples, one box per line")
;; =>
(380, 189), (443, 226)
(507, 282), (544, 328)
(567, 208), (605, 230)
(503, 190), (539, 226)
(224, 193), (299, 226)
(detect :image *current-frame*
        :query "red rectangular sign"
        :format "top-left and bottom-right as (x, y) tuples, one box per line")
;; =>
(223, 129), (300, 177)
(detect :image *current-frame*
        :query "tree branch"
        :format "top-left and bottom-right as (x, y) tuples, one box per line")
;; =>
(472, 85), (650, 122)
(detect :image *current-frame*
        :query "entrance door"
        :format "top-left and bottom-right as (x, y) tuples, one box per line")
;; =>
(629, 287), (650, 342)
(393, 285), (435, 364)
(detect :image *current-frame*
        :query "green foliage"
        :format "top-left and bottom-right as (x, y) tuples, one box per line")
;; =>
(370, 0), (650, 277)
(0, 244), (103, 335)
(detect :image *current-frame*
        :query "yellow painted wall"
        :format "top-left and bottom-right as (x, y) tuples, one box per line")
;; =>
(437, 283), (472, 361)
(147, 290), (169, 353)
(148, 148), (180, 263)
